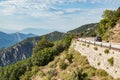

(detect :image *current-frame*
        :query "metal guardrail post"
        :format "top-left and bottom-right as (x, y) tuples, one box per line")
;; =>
(109, 44), (111, 49)
(100, 42), (102, 47)
(94, 41), (95, 45)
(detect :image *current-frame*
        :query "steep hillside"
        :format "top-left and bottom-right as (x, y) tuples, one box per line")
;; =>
(0, 35), (72, 80)
(97, 7), (120, 41)
(68, 23), (99, 37)
(31, 48), (114, 80)
(0, 31), (66, 66)
(109, 23), (120, 43)
(0, 32), (35, 49)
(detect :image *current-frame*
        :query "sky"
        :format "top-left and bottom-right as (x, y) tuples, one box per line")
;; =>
(0, 0), (120, 33)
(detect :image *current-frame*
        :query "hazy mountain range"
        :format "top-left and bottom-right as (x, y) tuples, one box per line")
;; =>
(0, 32), (35, 49)
(0, 23), (97, 66)
(0, 28), (55, 35)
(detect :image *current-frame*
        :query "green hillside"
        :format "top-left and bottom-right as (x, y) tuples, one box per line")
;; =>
(0, 31), (66, 66)
(68, 23), (99, 37)
(97, 7), (120, 40)
(0, 35), (72, 80)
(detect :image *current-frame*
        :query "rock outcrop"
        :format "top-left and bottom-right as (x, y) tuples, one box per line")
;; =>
(0, 31), (66, 66)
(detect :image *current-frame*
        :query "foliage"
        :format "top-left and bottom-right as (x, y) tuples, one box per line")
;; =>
(69, 23), (99, 37)
(0, 35), (72, 80)
(33, 36), (54, 54)
(95, 69), (108, 77)
(84, 67), (96, 78)
(67, 67), (88, 80)
(98, 7), (120, 40)
(94, 46), (98, 51)
(59, 61), (68, 70)
(108, 57), (114, 66)
(104, 49), (109, 54)
(66, 53), (73, 63)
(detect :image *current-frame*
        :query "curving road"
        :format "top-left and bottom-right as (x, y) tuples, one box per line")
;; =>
(78, 38), (120, 50)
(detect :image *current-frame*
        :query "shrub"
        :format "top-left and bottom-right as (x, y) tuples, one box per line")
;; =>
(108, 57), (114, 66)
(84, 67), (96, 77)
(117, 78), (120, 80)
(101, 76), (113, 80)
(59, 61), (68, 70)
(94, 46), (98, 50)
(82, 43), (86, 46)
(99, 53), (102, 56)
(46, 69), (57, 77)
(97, 62), (100, 66)
(87, 44), (89, 47)
(95, 69), (108, 77)
(67, 67), (88, 80)
(66, 54), (73, 63)
(104, 49), (109, 54)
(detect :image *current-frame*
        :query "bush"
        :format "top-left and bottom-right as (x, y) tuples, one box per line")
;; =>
(95, 69), (108, 77)
(32, 48), (58, 66)
(66, 54), (73, 63)
(59, 61), (68, 70)
(87, 44), (89, 47)
(104, 49), (109, 54)
(97, 62), (100, 66)
(108, 57), (114, 66)
(94, 46), (98, 50)
(99, 53), (102, 56)
(67, 67), (88, 80)
(46, 69), (57, 77)
(84, 67), (96, 77)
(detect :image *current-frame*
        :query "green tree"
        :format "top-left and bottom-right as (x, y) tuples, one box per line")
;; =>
(102, 10), (114, 19)
(33, 36), (53, 54)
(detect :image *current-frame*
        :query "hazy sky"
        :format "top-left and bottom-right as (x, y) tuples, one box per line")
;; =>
(0, 0), (120, 32)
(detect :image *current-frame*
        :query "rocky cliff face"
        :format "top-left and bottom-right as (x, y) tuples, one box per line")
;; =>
(0, 31), (66, 66)
(110, 23), (120, 43)
(0, 40), (36, 66)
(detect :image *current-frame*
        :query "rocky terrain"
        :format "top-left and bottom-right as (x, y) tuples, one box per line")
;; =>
(0, 31), (66, 66)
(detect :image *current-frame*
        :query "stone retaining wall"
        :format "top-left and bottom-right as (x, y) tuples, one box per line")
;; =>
(72, 40), (120, 79)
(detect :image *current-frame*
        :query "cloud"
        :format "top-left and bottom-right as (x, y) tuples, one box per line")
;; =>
(0, 0), (88, 16)
(91, 0), (120, 4)
(0, 0), (120, 32)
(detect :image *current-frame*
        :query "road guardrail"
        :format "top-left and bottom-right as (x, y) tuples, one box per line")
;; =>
(78, 38), (120, 50)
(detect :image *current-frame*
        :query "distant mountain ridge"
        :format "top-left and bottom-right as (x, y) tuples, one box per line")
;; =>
(0, 31), (35, 49)
(0, 31), (66, 66)
(0, 23), (98, 66)
(20, 28), (53, 35)
(68, 23), (99, 37)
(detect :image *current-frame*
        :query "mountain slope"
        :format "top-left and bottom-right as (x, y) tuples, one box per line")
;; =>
(0, 34), (72, 80)
(0, 32), (35, 49)
(68, 23), (99, 37)
(0, 31), (66, 66)
(31, 47), (113, 80)
(0, 22), (99, 66)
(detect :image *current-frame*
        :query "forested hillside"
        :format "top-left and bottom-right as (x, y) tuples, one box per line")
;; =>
(68, 23), (99, 37)
(0, 34), (72, 80)
(0, 31), (66, 66)
(97, 7), (120, 41)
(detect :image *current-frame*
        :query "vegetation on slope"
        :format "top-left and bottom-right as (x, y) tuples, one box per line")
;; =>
(69, 23), (99, 37)
(0, 35), (72, 80)
(0, 34), (118, 80)
(97, 7), (120, 40)
(0, 31), (66, 66)
(31, 47), (116, 80)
